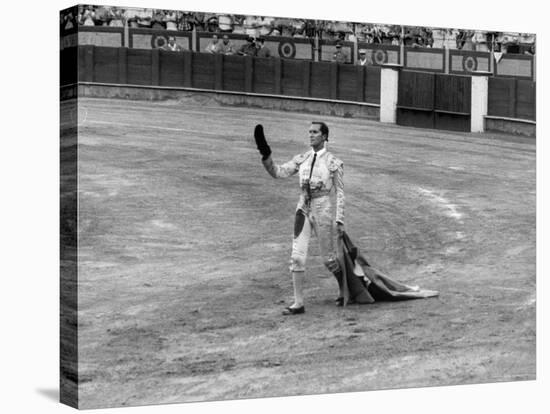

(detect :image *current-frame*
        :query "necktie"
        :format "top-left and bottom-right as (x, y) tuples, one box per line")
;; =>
(308, 153), (317, 180)
(305, 153), (317, 203)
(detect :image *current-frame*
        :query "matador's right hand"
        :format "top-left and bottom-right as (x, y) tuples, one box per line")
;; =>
(254, 124), (272, 161)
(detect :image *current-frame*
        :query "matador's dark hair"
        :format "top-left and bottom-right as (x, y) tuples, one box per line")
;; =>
(311, 121), (329, 141)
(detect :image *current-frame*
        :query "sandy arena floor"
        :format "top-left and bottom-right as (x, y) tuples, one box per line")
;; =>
(66, 97), (535, 409)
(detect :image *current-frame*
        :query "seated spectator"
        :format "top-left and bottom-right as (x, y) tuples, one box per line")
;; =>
(61, 10), (76, 31)
(134, 8), (153, 28)
(162, 36), (183, 52)
(369, 26), (383, 44)
(80, 6), (95, 26)
(219, 35), (236, 55)
(238, 36), (258, 56)
(108, 7), (125, 27)
(304, 19), (317, 38)
(274, 18), (295, 37)
(205, 35), (221, 54)
(258, 16), (275, 37)
(177, 12), (195, 31)
(205, 15), (219, 32)
(411, 35), (424, 48)
(332, 42), (348, 63)
(472, 30), (488, 52)
(444, 28), (459, 49)
(292, 19), (306, 37)
(391, 35), (400, 46)
(256, 37), (272, 58)
(123, 8), (138, 28)
(151, 10), (166, 29)
(164, 10), (178, 30)
(244, 15), (260, 38)
(94, 6), (111, 26)
(431, 28), (446, 49)
(357, 48), (368, 66)
(423, 28), (434, 47)
(232, 15), (246, 34)
(218, 14), (234, 32)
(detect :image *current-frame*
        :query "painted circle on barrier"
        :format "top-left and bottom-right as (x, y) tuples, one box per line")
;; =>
(463, 56), (478, 72)
(151, 34), (168, 49)
(372, 49), (388, 65)
(278, 41), (296, 59)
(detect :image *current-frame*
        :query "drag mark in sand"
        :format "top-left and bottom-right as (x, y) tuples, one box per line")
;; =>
(417, 187), (463, 221)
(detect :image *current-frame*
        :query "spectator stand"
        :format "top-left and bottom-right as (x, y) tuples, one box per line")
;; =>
(356, 42), (401, 66)
(319, 39), (355, 64)
(129, 28), (192, 50)
(196, 32), (315, 60)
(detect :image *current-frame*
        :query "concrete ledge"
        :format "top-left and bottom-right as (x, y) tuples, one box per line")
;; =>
(485, 116), (536, 137)
(77, 83), (380, 120)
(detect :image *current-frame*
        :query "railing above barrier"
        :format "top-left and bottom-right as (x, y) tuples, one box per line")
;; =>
(357, 44), (401, 66)
(60, 27), (536, 80)
(129, 28), (192, 50)
(449, 50), (492, 75)
(196, 32), (315, 60)
(404, 47), (446, 73)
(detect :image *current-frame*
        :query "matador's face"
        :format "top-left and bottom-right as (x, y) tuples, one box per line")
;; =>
(308, 124), (326, 150)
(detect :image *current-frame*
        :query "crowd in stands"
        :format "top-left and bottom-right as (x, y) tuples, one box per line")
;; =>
(60, 6), (536, 55)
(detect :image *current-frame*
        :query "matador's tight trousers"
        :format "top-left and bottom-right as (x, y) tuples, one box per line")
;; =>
(289, 196), (341, 276)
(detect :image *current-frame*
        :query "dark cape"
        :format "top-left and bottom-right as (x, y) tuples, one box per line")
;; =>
(338, 232), (439, 306)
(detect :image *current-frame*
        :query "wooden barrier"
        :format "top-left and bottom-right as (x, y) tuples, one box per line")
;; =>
(488, 77), (536, 121)
(397, 71), (471, 131)
(73, 46), (381, 105)
(63, 45), (536, 131)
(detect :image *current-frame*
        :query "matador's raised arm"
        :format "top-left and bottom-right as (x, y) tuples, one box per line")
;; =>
(254, 124), (300, 178)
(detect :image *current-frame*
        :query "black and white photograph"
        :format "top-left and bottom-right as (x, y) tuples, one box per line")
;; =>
(3, 0), (548, 413)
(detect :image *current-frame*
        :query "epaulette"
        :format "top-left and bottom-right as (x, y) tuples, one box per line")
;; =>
(327, 153), (344, 172)
(292, 151), (310, 165)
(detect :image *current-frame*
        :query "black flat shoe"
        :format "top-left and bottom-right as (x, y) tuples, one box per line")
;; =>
(282, 306), (305, 315)
(335, 297), (344, 307)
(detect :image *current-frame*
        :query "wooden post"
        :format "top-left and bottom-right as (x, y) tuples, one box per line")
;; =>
(123, 21), (129, 47)
(83, 45), (94, 82)
(214, 53), (223, 90)
(356, 65), (365, 102)
(432, 74), (436, 129)
(151, 49), (160, 86)
(303, 61), (311, 97)
(273, 58), (282, 95)
(330, 63), (338, 100)
(509, 78), (517, 118)
(244, 56), (253, 92)
(183, 51), (193, 87)
(118, 47), (127, 84)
